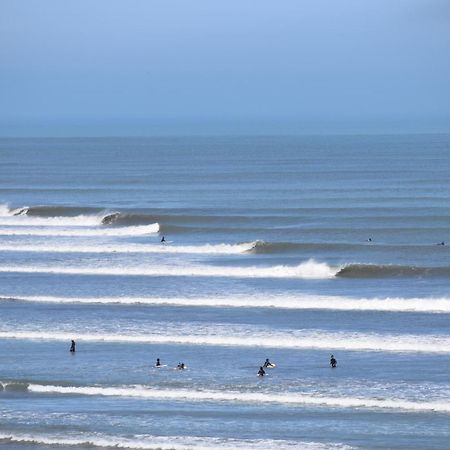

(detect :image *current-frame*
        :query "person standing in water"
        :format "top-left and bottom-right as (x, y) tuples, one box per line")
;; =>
(161, 236), (166, 243)
(156, 358), (161, 367)
(70, 340), (76, 353)
(258, 366), (266, 377)
(330, 354), (337, 368)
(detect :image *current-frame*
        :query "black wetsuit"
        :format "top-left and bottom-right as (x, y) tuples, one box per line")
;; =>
(70, 341), (76, 353)
(330, 357), (337, 368)
(258, 367), (265, 376)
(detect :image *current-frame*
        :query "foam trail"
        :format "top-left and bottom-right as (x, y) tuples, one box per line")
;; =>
(0, 260), (337, 279)
(0, 241), (257, 255)
(0, 432), (346, 450)
(0, 214), (105, 227)
(2, 330), (450, 353)
(0, 223), (159, 236)
(26, 384), (450, 413)
(3, 294), (450, 313)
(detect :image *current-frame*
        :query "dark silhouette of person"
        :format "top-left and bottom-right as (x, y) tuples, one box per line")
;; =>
(156, 358), (161, 367)
(330, 354), (337, 368)
(258, 366), (266, 376)
(263, 358), (274, 368)
(70, 340), (76, 353)
(161, 236), (166, 243)
(177, 362), (185, 370)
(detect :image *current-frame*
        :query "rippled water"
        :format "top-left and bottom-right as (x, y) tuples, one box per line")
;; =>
(1, 134), (450, 449)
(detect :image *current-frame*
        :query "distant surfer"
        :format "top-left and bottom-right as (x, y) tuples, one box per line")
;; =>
(156, 358), (161, 367)
(177, 362), (186, 370)
(70, 340), (76, 353)
(263, 358), (275, 368)
(257, 366), (266, 377)
(367, 238), (372, 242)
(437, 241), (445, 246)
(161, 236), (166, 243)
(330, 354), (337, 368)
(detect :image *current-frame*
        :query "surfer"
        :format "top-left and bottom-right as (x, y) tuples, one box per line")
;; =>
(263, 358), (275, 368)
(70, 340), (76, 353)
(258, 366), (266, 377)
(330, 354), (337, 368)
(161, 236), (166, 243)
(156, 358), (161, 367)
(437, 241), (445, 246)
(177, 362), (186, 370)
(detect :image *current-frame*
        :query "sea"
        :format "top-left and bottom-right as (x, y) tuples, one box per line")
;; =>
(0, 134), (450, 450)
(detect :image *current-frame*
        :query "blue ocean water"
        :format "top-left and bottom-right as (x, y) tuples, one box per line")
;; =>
(1, 134), (450, 450)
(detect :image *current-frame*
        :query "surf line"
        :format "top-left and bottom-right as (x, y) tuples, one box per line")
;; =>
(2, 330), (450, 353)
(3, 294), (450, 313)
(0, 260), (337, 279)
(25, 383), (450, 413)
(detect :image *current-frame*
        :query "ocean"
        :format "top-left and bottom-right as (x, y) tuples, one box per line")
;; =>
(0, 134), (450, 449)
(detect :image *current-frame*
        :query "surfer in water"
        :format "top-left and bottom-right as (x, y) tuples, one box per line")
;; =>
(161, 236), (166, 243)
(258, 366), (266, 377)
(70, 340), (76, 353)
(156, 358), (161, 367)
(263, 358), (275, 368)
(330, 354), (337, 368)
(177, 362), (186, 370)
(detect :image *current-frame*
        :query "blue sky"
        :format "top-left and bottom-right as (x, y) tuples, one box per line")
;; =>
(1, 0), (450, 135)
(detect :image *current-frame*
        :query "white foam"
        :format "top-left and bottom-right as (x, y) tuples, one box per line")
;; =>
(2, 329), (450, 353)
(0, 260), (337, 279)
(4, 293), (450, 313)
(0, 432), (344, 450)
(26, 383), (450, 413)
(0, 241), (256, 255)
(0, 223), (159, 236)
(0, 213), (105, 227)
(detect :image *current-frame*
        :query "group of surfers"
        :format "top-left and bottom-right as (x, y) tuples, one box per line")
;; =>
(70, 341), (338, 374)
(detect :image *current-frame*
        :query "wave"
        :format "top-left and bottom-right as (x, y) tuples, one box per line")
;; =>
(12, 383), (450, 414)
(3, 294), (450, 313)
(0, 241), (257, 255)
(336, 264), (450, 278)
(0, 223), (160, 237)
(1, 259), (447, 280)
(0, 204), (160, 228)
(2, 329), (450, 353)
(0, 432), (347, 450)
(0, 260), (337, 279)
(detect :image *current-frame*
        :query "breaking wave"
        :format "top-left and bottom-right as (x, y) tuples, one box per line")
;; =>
(14, 383), (450, 413)
(0, 223), (160, 237)
(3, 294), (450, 313)
(0, 204), (160, 229)
(0, 432), (347, 450)
(0, 260), (337, 279)
(0, 241), (257, 255)
(2, 329), (450, 353)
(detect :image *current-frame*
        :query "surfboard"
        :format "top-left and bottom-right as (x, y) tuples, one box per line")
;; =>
(154, 364), (167, 368)
(264, 363), (276, 368)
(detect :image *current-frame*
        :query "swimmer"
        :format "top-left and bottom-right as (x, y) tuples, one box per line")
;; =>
(330, 354), (337, 368)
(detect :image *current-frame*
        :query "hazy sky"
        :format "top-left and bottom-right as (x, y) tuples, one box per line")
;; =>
(1, 0), (450, 135)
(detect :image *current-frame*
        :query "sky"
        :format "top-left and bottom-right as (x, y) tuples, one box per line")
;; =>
(1, 0), (450, 136)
